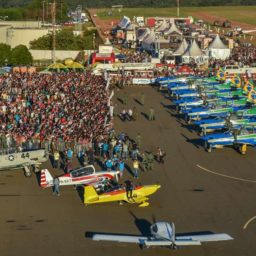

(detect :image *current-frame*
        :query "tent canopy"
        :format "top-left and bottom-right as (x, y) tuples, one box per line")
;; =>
(173, 38), (189, 56)
(209, 34), (228, 49)
(164, 23), (182, 35)
(183, 40), (204, 57)
(65, 62), (84, 69)
(48, 63), (67, 69)
(156, 19), (168, 32)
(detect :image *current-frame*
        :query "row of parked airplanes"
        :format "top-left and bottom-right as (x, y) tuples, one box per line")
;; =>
(0, 147), (233, 249)
(156, 73), (256, 154)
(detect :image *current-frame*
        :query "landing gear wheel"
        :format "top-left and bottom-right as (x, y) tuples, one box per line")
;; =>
(207, 144), (212, 153)
(24, 166), (32, 177)
(171, 244), (178, 250)
(204, 142), (212, 152)
(24, 170), (32, 177)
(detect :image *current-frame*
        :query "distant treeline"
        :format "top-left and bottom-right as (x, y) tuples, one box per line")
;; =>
(0, 0), (256, 9)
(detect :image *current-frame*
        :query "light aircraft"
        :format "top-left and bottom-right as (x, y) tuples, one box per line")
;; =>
(84, 181), (160, 207)
(201, 128), (256, 154)
(90, 219), (233, 249)
(196, 115), (256, 136)
(0, 149), (48, 177)
(40, 165), (119, 188)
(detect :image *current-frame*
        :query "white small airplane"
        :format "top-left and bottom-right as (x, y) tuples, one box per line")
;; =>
(0, 149), (48, 177)
(40, 165), (119, 188)
(91, 221), (233, 249)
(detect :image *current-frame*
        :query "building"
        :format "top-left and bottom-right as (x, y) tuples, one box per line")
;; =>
(0, 21), (51, 48)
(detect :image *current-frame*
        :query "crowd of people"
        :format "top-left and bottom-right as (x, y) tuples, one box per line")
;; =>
(208, 46), (256, 69)
(0, 72), (112, 153)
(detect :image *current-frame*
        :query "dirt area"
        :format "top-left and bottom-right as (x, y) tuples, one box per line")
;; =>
(88, 9), (119, 41)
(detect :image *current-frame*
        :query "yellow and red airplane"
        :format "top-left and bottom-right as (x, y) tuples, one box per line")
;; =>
(84, 183), (161, 207)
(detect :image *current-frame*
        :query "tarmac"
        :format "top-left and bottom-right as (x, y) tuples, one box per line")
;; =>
(0, 85), (256, 256)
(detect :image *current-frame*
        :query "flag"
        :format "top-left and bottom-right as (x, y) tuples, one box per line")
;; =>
(231, 75), (241, 87)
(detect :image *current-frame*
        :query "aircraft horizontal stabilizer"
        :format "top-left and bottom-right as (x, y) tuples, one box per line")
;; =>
(175, 240), (201, 246)
(177, 233), (233, 243)
(144, 240), (172, 247)
(92, 234), (147, 244)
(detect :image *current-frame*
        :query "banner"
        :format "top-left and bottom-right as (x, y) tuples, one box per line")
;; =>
(132, 78), (155, 85)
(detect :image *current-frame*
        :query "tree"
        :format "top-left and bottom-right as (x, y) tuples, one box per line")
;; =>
(10, 45), (33, 66)
(0, 43), (11, 67)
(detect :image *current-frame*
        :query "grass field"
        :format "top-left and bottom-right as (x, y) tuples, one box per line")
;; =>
(95, 6), (256, 26)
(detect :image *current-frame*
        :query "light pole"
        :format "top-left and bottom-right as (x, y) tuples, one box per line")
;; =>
(42, 1), (45, 24)
(51, 0), (56, 64)
(177, 0), (180, 17)
(93, 33), (96, 50)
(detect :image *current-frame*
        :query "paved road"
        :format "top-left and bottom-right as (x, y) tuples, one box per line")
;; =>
(0, 85), (256, 256)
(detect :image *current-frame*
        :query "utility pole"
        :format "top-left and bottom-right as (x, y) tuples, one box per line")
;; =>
(51, 0), (56, 64)
(177, 0), (180, 17)
(46, 2), (49, 21)
(42, 1), (45, 24)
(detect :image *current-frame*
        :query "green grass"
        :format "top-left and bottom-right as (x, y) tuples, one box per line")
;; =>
(95, 6), (256, 26)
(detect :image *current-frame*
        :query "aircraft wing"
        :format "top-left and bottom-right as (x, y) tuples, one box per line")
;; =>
(92, 234), (148, 244)
(176, 233), (233, 243)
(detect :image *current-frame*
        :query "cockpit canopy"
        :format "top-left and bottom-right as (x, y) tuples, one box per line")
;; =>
(71, 165), (95, 178)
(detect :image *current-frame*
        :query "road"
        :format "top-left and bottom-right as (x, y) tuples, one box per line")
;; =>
(0, 85), (256, 256)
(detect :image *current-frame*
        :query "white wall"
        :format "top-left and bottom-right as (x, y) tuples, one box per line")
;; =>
(8, 28), (51, 48)
(30, 50), (93, 61)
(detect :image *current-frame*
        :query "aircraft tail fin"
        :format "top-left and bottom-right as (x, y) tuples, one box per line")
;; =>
(84, 186), (99, 204)
(40, 169), (53, 188)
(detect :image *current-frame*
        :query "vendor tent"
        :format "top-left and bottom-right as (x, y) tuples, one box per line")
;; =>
(141, 30), (156, 52)
(156, 19), (168, 32)
(47, 63), (68, 72)
(65, 61), (84, 70)
(164, 23), (182, 36)
(209, 34), (231, 60)
(173, 38), (189, 56)
(182, 40), (208, 64)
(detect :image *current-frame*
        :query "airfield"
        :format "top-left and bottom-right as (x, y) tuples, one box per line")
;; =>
(0, 85), (256, 256)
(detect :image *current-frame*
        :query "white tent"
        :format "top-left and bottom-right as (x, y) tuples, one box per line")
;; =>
(182, 40), (209, 64)
(209, 34), (231, 60)
(173, 38), (189, 56)
(141, 30), (156, 51)
(164, 23), (182, 36)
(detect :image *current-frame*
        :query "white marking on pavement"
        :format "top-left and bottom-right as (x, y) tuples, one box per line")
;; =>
(243, 216), (256, 230)
(196, 164), (256, 183)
